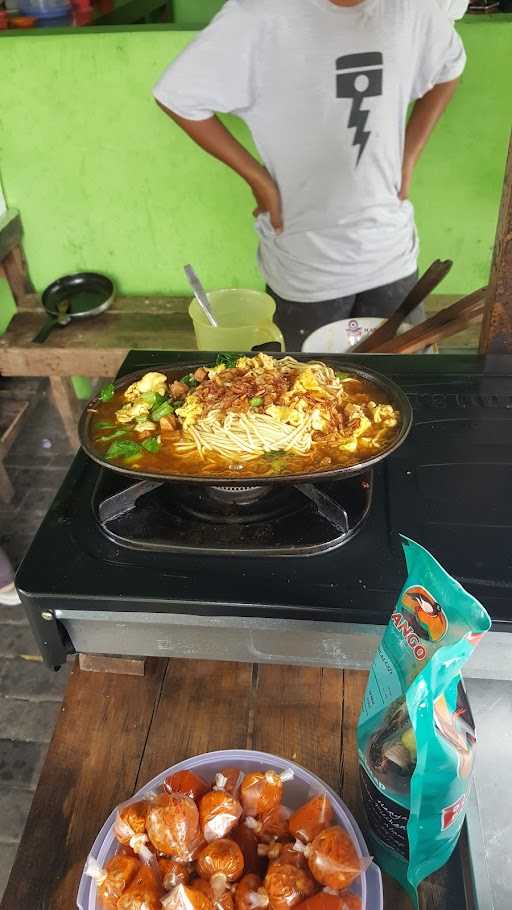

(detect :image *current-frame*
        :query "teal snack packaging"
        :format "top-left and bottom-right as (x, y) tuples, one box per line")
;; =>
(357, 535), (491, 907)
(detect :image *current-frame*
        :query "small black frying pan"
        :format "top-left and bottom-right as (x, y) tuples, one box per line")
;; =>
(32, 272), (115, 344)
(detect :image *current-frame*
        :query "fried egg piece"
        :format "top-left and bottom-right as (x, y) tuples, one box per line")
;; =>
(116, 401), (152, 424)
(290, 367), (331, 399)
(371, 404), (399, 427)
(176, 395), (203, 429)
(124, 371), (167, 401)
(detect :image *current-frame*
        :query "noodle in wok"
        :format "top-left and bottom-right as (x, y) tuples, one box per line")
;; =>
(89, 354), (403, 479)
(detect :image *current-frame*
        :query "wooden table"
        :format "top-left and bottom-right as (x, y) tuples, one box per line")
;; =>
(0, 660), (471, 910)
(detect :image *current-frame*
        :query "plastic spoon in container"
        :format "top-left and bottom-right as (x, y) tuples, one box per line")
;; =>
(184, 265), (219, 328)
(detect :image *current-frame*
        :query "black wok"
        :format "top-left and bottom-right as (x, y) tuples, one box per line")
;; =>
(79, 356), (413, 486)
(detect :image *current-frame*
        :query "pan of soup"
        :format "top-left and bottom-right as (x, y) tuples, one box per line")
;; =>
(79, 353), (413, 484)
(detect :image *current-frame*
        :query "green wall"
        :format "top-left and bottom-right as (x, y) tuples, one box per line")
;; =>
(0, 18), (510, 308)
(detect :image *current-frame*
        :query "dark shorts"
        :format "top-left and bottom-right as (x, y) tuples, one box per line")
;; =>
(267, 271), (420, 352)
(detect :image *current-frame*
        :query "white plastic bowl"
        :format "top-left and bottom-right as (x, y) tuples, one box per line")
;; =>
(77, 749), (383, 910)
(301, 317), (434, 354)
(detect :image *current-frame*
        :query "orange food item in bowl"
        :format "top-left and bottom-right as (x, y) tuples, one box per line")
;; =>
(165, 770), (210, 802)
(215, 768), (244, 797)
(114, 800), (149, 846)
(263, 862), (316, 910)
(158, 858), (193, 890)
(146, 793), (203, 860)
(240, 771), (293, 818)
(305, 827), (366, 892)
(289, 795), (334, 844)
(233, 874), (264, 910)
(197, 838), (245, 884)
(200, 790), (243, 842)
(116, 864), (163, 910)
(232, 823), (265, 876)
(192, 877), (235, 910)
(90, 854), (141, 910)
(263, 843), (305, 870)
(163, 883), (215, 910)
(247, 805), (290, 844)
(295, 892), (361, 910)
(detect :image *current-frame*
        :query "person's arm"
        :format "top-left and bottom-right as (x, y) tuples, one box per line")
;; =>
(400, 77), (460, 200)
(158, 103), (283, 233)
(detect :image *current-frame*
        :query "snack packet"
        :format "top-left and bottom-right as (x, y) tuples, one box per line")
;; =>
(357, 536), (491, 906)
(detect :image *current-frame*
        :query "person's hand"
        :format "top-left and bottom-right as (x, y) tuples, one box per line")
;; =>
(251, 168), (283, 233)
(399, 158), (415, 201)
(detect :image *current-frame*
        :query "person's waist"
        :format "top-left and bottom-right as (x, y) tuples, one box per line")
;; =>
(255, 199), (415, 241)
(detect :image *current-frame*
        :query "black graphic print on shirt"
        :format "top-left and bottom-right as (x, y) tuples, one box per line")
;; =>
(336, 52), (383, 165)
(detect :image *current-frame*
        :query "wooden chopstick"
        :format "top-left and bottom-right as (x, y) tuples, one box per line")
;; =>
(374, 306), (484, 354)
(370, 287), (487, 354)
(351, 259), (453, 353)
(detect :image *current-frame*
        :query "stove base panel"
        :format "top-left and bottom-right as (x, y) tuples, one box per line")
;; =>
(56, 610), (512, 680)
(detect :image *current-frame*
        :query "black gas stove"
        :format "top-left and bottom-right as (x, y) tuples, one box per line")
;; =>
(17, 352), (512, 674)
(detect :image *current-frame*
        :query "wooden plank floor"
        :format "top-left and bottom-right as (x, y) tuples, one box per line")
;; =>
(0, 660), (467, 910)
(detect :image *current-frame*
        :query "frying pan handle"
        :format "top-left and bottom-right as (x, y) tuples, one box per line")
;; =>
(32, 315), (59, 344)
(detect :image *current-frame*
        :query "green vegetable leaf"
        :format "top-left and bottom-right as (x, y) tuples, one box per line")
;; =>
(250, 396), (264, 408)
(105, 439), (142, 461)
(95, 429), (128, 443)
(95, 421), (117, 430)
(215, 352), (238, 369)
(181, 374), (199, 388)
(142, 436), (161, 453)
(99, 383), (115, 402)
(336, 372), (351, 381)
(151, 401), (172, 421)
(264, 449), (286, 459)
(142, 391), (157, 406)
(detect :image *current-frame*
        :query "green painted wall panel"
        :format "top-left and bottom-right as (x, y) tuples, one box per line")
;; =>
(0, 20), (509, 313)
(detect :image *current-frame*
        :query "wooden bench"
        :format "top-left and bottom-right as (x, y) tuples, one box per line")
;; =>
(0, 660), (474, 910)
(0, 293), (197, 448)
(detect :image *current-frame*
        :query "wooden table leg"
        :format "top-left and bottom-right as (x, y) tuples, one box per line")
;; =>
(49, 376), (80, 450)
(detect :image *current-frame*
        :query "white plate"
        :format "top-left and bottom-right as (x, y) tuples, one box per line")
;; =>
(301, 317), (435, 354)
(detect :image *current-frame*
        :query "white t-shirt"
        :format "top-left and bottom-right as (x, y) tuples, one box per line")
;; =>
(436, 0), (468, 20)
(154, 0), (466, 302)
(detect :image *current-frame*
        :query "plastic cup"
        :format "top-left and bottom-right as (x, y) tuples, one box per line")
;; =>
(189, 289), (284, 352)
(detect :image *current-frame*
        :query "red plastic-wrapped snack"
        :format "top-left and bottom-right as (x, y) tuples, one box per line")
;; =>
(214, 768), (244, 797)
(259, 843), (305, 870)
(162, 883), (215, 910)
(192, 877), (235, 910)
(246, 805), (290, 844)
(295, 892), (361, 910)
(303, 827), (369, 891)
(146, 792), (203, 860)
(159, 858), (193, 890)
(200, 790), (243, 843)
(233, 874), (264, 910)
(165, 770), (210, 802)
(240, 771), (294, 818)
(85, 854), (140, 910)
(262, 862), (316, 910)
(197, 838), (245, 891)
(232, 823), (265, 876)
(117, 864), (163, 910)
(289, 795), (334, 844)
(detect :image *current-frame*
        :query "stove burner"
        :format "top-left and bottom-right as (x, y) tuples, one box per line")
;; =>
(93, 471), (374, 557)
(208, 484), (269, 506)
